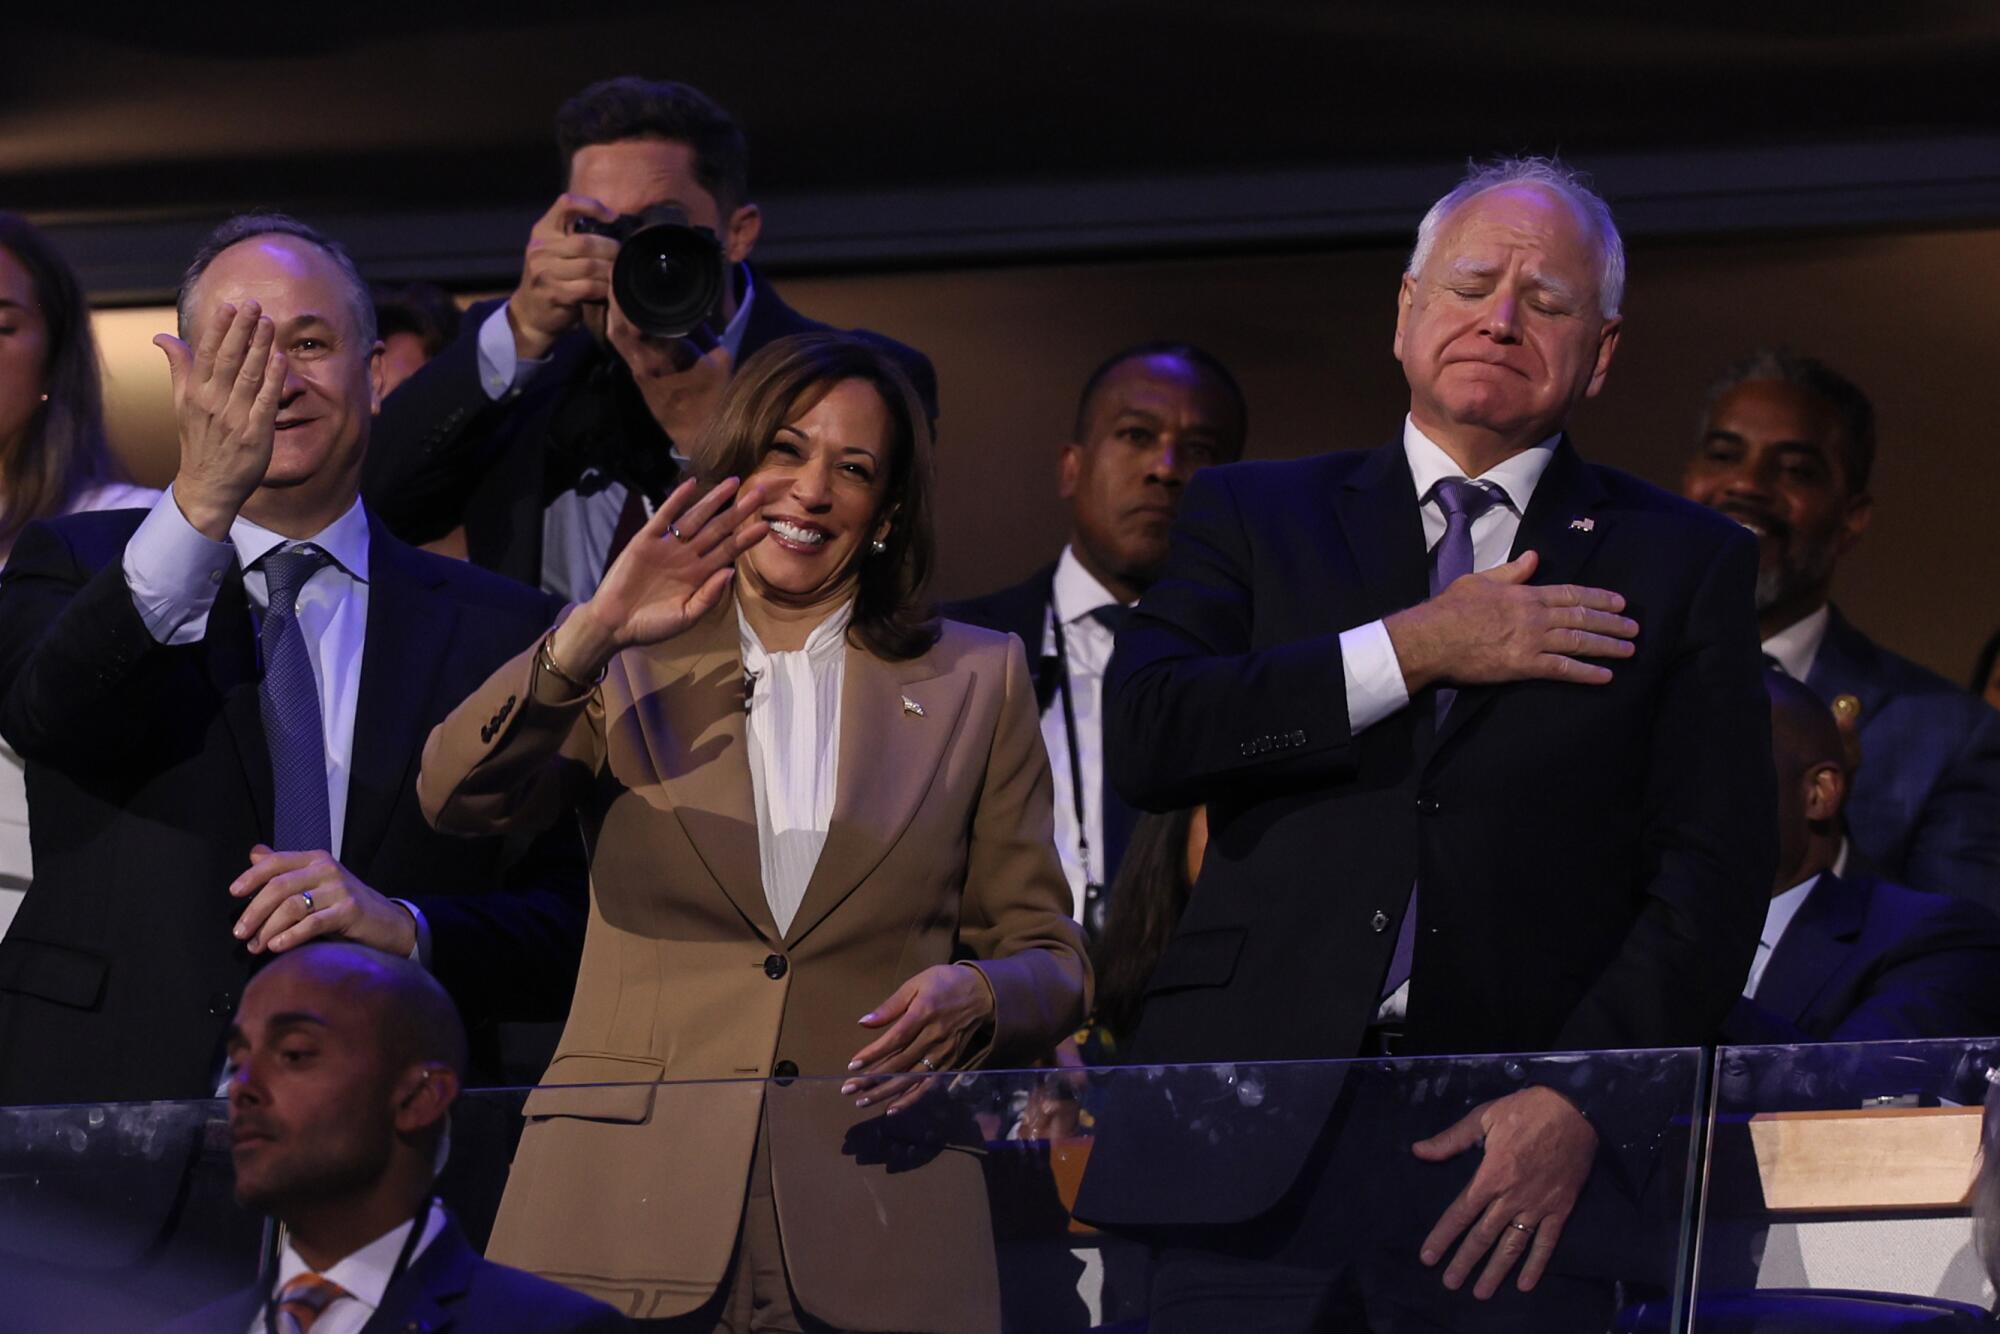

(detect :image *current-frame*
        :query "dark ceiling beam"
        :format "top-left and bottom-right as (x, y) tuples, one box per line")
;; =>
(48, 134), (2000, 306)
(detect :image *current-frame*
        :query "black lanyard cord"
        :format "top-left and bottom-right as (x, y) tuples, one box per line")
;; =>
(1048, 604), (1099, 889)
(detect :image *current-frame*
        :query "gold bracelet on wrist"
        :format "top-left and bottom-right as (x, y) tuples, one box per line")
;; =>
(539, 631), (606, 691)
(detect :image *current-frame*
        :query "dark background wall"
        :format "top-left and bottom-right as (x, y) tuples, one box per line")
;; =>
(11, 3), (2000, 681)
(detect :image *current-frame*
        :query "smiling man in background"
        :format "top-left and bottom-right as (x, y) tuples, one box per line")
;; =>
(1682, 350), (2000, 908)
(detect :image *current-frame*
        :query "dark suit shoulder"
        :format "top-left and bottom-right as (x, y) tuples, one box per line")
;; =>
(941, 562), (1057, 641)
(1824, 608), (1993, 713)
(11, 506), (149, 571)
(403, 539), (564, 623)
(1583, 461), (1749, 541)
(1853, 872), (2000, 946)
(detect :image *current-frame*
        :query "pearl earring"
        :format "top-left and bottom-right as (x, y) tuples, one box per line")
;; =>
(39, 392), (49, 403)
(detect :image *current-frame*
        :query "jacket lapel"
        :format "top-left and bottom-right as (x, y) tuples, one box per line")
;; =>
(1755, 869), (1865, 1025)
(617, 600), (777, 942)
(344, 520), (459, 872)
(1804, 605), (1889, 722)
(1433, 438), (1608, 753)
(207, 561), (274, 841)
(783, 642), (969, 949)
(362, 1213), (477, 1333)
(1330, 442), (1430, 627)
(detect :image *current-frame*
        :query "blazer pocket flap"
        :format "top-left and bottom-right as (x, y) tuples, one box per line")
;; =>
(522, 1053), (668, 1123)
(0, 937), (109, 1010)
(1144, 926), (1247, 995)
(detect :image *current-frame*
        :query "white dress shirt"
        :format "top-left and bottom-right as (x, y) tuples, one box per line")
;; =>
(1745, 842), (1850, 999)
(1340, 416), (1562, 737)
(1363, 418), (1559, 1022)
(123, 488), (372, 860)
(475, 268), (759, 605)
(0, 479), (163, 940)
(739, 599), (851, 936)
(1762, 604), (1830, 681)
(246, 1199), (448, 1334)
(1036, 546), (1124, 919)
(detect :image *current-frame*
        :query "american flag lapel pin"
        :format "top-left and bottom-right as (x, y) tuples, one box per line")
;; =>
(1569, 517), (1595, 533)
(902, 695), (925, 717)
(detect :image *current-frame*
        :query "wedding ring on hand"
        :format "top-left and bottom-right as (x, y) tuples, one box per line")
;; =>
(918, 1057), (938, 1072)
(299, 890), (316, 913)
(669, 523), (686, 541)
(1508, 1220), (1535, 1235)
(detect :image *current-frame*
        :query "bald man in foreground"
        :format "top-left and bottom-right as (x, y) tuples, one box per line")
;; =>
(158, 942), (625, 1333)
(1725, 673), (2000, 1044)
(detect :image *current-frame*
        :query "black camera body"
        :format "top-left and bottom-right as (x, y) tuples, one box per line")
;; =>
(573, 204), (726, 339)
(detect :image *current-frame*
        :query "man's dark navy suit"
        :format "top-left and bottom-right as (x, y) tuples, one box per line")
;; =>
(0, 508), (588, 1106)
(1724, 869), (2000, 1045)
(362, 271), (938, 589)
(1075, 437), (1776, 1236)
(1807, 608), (2000, 909)
(154, 1212), (628, 1333)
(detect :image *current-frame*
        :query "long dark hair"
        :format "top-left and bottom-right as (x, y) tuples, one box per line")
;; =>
(696, 331), (939, 660)
(0, 212), (117, 551)
(1090, 807), (1201, 1046)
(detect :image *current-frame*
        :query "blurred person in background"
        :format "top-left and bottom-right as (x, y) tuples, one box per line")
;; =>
(1683, 350), (2000, 908)
(372, 281), (462, 397)
(0, 211), (159, 935)
(1722, 670), (2000, 1044)
(946, 345), (1244, 939)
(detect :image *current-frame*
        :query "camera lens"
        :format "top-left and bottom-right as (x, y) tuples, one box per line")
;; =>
(611, 221), (725, 339)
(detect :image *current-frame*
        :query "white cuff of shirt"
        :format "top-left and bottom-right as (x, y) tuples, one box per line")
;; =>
(393, 898), (433, 968)
(1340, 619), (1410, 735)
(476, 303), (554, 401)
(122, 485), (235, 646)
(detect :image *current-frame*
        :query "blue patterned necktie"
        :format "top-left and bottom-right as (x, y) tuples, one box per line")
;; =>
(259, 545), (334, 854)
(1381, 476), (1503, 1008)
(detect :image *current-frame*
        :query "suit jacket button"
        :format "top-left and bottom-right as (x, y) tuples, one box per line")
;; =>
(763, 953), (788, 980)
(1416, 795), (1441, 816)
(772, 1059), (799, 1082)
(1371, 911), (1389, 933)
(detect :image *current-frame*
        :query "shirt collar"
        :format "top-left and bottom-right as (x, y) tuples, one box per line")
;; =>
(718, 264), (757, 365)
(273, 1199), (444, 1313)
(737, 596), (854, 670)
(232, 496), (372, 583)
(1762, 604), (1830, 682)
(1401, 415), (1560, 515)
(1762, 871), (1820, 950)
(1052, 545), (1125, 628)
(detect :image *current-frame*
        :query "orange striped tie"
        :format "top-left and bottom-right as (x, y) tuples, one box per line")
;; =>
(275, 1272), (349, 1333)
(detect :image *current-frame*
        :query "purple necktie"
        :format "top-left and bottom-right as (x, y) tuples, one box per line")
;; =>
(258, 545), (334, 855)
(1381, 477), (1502, 1008)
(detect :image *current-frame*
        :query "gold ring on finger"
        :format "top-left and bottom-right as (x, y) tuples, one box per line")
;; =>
(669, 523), (685, 542)
(1508, 1219), (1535, 1235)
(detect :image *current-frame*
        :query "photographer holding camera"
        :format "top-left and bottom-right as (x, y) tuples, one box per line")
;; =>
(365, 76), (937, 602)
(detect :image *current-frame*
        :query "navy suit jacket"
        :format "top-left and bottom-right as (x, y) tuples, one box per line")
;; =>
(1075, 438), (1775, 1228)
(154, 1213), (628, 1333)
(1806, 607), (2000, 909)
(1724, 868), (2000, 1044)
(362, 269), (939, 589)
(0, 508), (588, 1105)
(943, 561), (1060, 708)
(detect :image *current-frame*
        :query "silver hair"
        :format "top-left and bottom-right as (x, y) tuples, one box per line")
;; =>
(1406, 156), (1625, 320)
(175, 212), (377, 347)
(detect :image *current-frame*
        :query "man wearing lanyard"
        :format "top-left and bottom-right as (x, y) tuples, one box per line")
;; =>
(945, 342), (1247, 937)
(155, 942), (623, 1334)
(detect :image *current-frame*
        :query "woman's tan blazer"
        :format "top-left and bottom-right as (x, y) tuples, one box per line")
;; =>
(418, 598), (1089, 1330)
